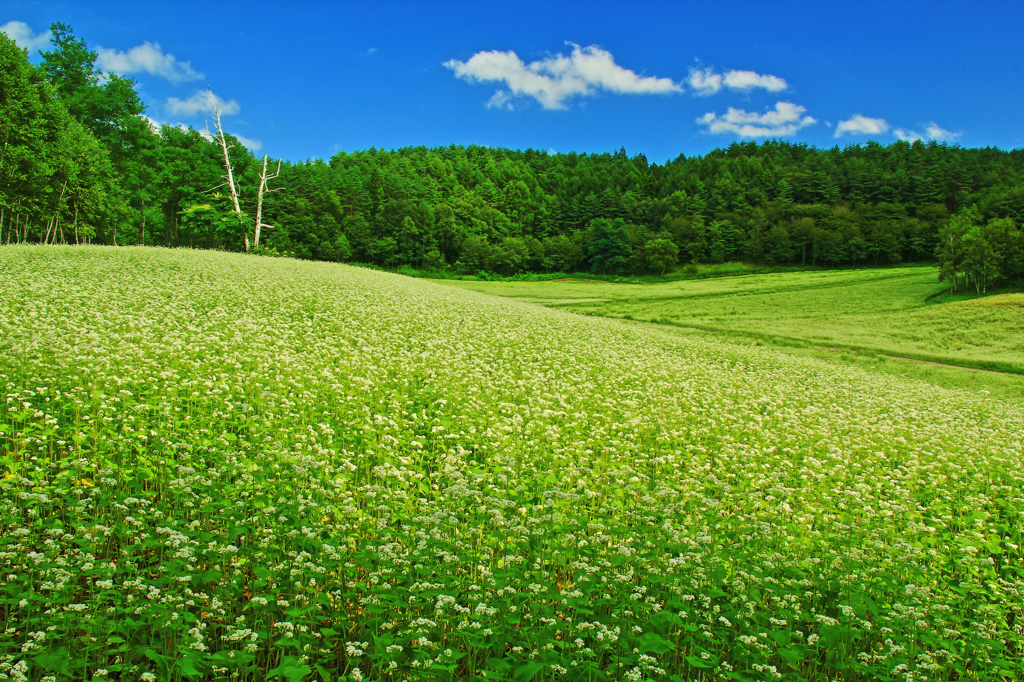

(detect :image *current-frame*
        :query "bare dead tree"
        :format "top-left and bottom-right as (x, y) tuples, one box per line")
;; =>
(206, 90), (283, 254)
(208, 89), (249, 252)
(253, 154), (281, 251)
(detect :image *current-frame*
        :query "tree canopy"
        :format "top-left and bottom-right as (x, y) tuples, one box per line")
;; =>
(3, 23), (1024, 286)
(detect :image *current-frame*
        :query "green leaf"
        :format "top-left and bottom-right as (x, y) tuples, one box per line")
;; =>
(486, 657), (514, 674)
(685, 655), (713, 669)
(777, 648), (805, 666)
(200, 568), (222, 583)
(139, 647), (170, 667)
(34, 650), (72, 675)
(176, 654), (203, 679)
(268, 657), (313, 682)
(514, 661), (545, 680)
(637, 633), (675, 654)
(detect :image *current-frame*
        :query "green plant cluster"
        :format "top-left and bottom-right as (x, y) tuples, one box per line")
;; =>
(1, 247), (1022, 682)
(936, 206), (1023, 294)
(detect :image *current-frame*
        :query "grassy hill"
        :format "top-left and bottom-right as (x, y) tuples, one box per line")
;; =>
(439, 266), (1024, 375)
(2, 247), (1023, 681)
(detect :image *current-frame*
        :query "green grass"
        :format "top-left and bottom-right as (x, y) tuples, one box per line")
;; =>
(436, 266), (1024, 375)
(637, 322), (1024, 404)
(405, 261), (831, 284)
(432, 266), (920, 306)
(3, 247), (1024, 682)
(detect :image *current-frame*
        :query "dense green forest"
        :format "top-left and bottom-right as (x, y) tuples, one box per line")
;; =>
(2, 24), (1023, 289)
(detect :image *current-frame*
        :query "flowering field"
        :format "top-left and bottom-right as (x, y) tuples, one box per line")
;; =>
(1, 246), (1023, 682)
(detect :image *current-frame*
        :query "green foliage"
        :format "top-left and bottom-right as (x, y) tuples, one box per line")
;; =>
(588, 218), (632, 273)
(0, 31), (126, 244)
(2, 246), (1024, 681)
(643, 237), (679, 275)
(178, 200), (251, 248)
(936, 206), (1022, 294)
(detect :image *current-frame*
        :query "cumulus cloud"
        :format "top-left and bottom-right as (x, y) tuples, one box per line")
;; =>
(487, 90), (514, 109)
(233, 134), (262, 151)
(165, 89), (240, 117)
(687, 67), (722, 96)
(444, 43), (681, 110)
(1, 20), (52, 51)
(894, 129), (923, 143)
(895, 122), (961, 143)
(697, 101), (816, 137)
(721, 69), (788, 92)
(686, 66), (786, 96)
(96, 41), (202, 82)
(834, 114), (890, 137)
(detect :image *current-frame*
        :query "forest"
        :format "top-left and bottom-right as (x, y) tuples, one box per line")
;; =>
(2, 24), (1023, 290)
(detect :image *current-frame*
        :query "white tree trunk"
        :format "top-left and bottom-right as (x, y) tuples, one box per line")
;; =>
(253, 155), (281, 251)
(210, 92), (249, 253)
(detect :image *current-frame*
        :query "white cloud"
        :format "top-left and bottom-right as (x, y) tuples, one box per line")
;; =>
(0, 20), (52, 51)
(721, 69), (788, 92)
(686, 66), (786, 96)
(486, 89), (514, 110)
(233, 134), (262, 151)
(894, 122), (961, 143)
(925, 122), (959, 140)
(140, 115), (162, 133)
(444, 43), (681, 110)
(96, 41), (202, 82)
(894, 129), (923, 143)
(687, 67), (722, 96)
(834, 114), (889, 137)
(697, 101), (816, 137)
(165, 89), (240, 117)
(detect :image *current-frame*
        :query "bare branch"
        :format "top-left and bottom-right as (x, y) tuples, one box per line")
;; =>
(199, 182), (230, 194)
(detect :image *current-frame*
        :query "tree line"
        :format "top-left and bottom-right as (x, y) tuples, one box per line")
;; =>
(2, 23), (1023, 286)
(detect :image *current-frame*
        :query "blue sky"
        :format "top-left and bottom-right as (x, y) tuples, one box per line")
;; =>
(3, 0), (1023, 163)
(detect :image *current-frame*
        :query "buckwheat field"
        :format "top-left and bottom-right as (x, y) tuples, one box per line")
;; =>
(1, 246), (1022, 682)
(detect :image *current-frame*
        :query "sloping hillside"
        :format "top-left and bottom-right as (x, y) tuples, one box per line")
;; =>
(1, 247), (1022, 681)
